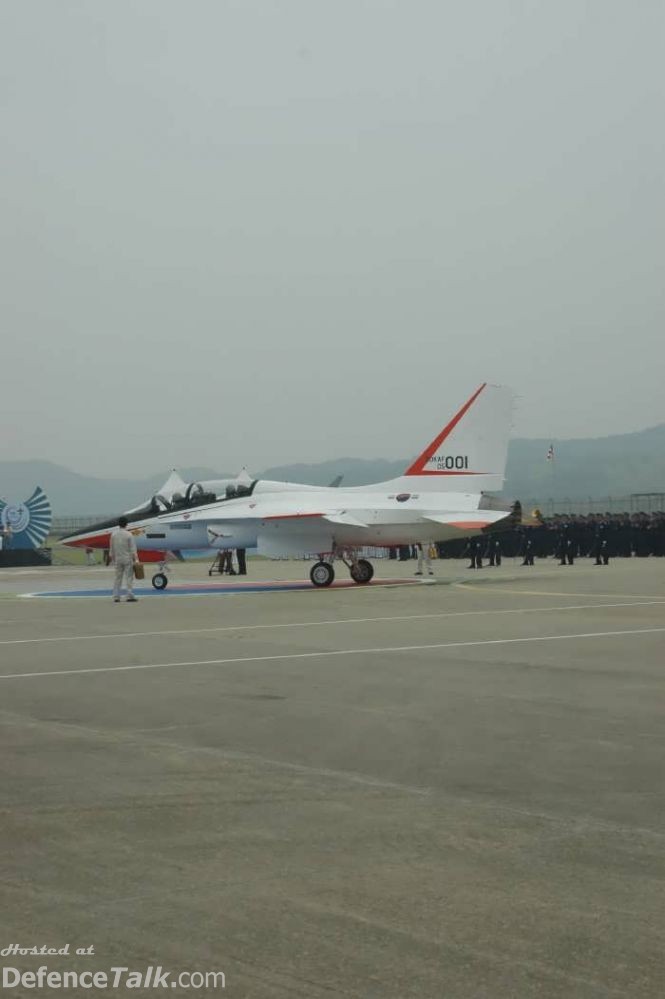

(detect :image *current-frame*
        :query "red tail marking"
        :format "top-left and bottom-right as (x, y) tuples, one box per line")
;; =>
(404, 383), (486, 476)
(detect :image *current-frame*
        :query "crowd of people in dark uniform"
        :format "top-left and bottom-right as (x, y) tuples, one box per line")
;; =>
(389, 509), (665, 567)
(439, 510), (665, 565)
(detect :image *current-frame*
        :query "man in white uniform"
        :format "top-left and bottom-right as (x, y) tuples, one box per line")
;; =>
(109, 516), (139, 602)
(415, 541), (434, 576)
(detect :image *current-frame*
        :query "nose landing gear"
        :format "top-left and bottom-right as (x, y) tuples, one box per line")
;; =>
(151, 561), (169, 590)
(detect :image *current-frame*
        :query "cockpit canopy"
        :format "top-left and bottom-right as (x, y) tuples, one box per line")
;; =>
(150, 478), (255, 513)
(63, 476), (257, 540)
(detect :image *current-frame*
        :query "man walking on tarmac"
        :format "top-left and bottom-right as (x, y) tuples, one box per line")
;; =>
(110, 516), (139, 602)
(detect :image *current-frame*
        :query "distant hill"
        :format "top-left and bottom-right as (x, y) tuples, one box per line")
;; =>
(505, 424), (665, 500)
(1, 424), (664, 515)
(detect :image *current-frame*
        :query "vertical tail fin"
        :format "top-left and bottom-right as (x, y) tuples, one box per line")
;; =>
(404, 383), (513, 491)
(368, 384), (514, 494)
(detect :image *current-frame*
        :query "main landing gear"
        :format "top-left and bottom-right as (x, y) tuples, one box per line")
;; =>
(349, 558), (374, 584)
(310, 561), (335, 587)
(309, 552), (375, 588)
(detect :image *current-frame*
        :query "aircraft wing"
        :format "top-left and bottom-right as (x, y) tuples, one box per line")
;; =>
(166, 499), (509, 559)
(198, 509), (368, 528)
(321, 512), (367, 528)
(197, 506), (367, 557)
(422, 510), (509, 529)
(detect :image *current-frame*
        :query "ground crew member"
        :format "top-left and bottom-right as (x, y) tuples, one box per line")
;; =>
(556, 528), (575, 565)
(466, 538), (483, 569)
(220, 549), (236, 574)
(520, 535), (535, 566)
(109, 516), (139, 602)
(486, 538), (502, 566)
(591, 533), (610, 565)
(236, 548), (247, 575)
(415, 542), (434, 576)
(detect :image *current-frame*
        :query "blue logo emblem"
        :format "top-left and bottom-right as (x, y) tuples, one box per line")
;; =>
(0, 487), (52, 549)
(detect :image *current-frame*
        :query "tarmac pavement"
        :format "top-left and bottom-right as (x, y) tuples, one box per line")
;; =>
(1, 557), (664, 997)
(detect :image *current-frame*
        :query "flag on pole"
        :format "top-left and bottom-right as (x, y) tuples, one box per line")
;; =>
(546, 444), (554, 462)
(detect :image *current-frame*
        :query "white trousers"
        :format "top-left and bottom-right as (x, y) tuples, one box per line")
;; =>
(417, 546), (433, 573)
(113, 560), (135, 599)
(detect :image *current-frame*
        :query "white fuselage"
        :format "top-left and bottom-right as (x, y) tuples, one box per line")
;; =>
(132, 480), (508, 555)
(60, 383), (516, 562)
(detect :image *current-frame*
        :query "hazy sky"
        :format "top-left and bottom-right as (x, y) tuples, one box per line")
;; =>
(1, 1), (663, 477)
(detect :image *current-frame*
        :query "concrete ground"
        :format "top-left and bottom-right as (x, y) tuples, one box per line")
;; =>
(1, 557), (664, 997)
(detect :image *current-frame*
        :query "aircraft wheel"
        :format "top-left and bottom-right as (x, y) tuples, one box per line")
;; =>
(152, 572), (168, 590)
(350, 559), (374, 584)
(310, 561), (335, 587)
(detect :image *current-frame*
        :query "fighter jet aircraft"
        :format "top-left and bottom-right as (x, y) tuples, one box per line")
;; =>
(63, 383), (515, 588)
(60, 467), (343, 564)
(59, 468), (250, 564)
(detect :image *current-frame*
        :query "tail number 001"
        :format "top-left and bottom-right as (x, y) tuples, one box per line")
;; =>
(428, 456), (469, 470)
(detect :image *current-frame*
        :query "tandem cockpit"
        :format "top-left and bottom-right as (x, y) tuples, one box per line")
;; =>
(149, 478), (256, 515)
(60, 472), (257, 542)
